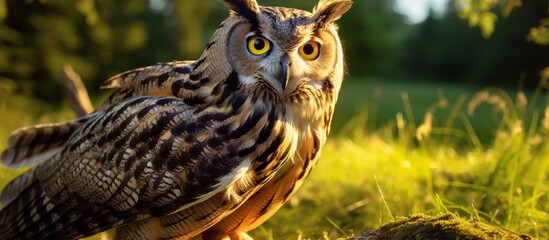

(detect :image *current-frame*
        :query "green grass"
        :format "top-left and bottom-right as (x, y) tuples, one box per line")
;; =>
(1, 77), (548, 239)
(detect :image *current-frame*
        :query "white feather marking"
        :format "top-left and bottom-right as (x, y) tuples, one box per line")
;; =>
(204, 159), (253, 202)
(168, 159), (254, 215)
(240, 75), (256, 86)
(222, 159), (254, 202)
(284, 123), (300, 164)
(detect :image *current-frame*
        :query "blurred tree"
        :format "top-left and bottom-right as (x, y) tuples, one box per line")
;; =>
(401, 8), (483, 82)
(456, 0), (549, 86)
(403, 1), (549, 87)
(457, 0), (549, 45)
(171, 1), (215, 58)
(0, 0), (217, 102)
(336, 0), (411, 77)
(0, 0), (94, 99)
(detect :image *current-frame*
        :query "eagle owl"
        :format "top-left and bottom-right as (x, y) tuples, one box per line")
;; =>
(0, 0), (352, 239)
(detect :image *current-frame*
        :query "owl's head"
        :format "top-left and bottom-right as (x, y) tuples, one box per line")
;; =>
(200, 0), (351, 107)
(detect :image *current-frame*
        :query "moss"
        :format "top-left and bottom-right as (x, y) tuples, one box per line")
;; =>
(354, 213), (534, 240)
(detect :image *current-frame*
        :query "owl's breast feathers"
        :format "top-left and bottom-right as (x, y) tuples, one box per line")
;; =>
(0, 60), (326, 239)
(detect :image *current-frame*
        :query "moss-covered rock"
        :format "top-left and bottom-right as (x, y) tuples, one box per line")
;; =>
(353, 213), (533, 240)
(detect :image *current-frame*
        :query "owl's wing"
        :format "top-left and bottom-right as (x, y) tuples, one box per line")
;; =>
(0, 114), (99, 169)
(1, 61), (196, 170)
(99, 60), (199, 109)
(0, 61), (198, 208)
(0, 94), (259, 240)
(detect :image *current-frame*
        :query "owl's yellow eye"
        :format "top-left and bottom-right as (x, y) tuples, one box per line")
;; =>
(299, 41), (321, 60)
(247, 36), (271, 55)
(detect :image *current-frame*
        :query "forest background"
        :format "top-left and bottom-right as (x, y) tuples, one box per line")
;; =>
(1, 0), (548, 137)
(0, 0), (547, 98)
(1, 0), (549, 239)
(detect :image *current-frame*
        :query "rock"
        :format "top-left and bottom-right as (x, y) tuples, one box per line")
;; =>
(353, 213), (533, 240)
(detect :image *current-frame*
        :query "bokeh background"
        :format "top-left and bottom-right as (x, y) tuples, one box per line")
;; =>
(0, 0), (548, 138)
(1, 0), (549, 239)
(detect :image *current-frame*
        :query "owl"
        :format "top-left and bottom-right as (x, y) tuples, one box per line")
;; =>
(0, 0), (352, 239)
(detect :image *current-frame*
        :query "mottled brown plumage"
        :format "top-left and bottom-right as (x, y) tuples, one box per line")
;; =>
(0, 0), (352, 239)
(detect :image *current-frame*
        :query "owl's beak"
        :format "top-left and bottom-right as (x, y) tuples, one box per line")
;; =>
(277, 54), (291, 91)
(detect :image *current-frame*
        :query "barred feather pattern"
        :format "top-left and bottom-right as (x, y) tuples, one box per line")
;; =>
(1, 115), (94, 168)
(0, 0), (351, 239)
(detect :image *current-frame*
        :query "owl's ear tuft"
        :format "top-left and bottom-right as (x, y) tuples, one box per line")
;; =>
(223, 0), (260, 22)
(313, 0), (352, 27)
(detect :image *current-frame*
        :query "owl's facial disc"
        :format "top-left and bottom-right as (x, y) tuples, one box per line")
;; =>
(227, 4), (346, 98)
